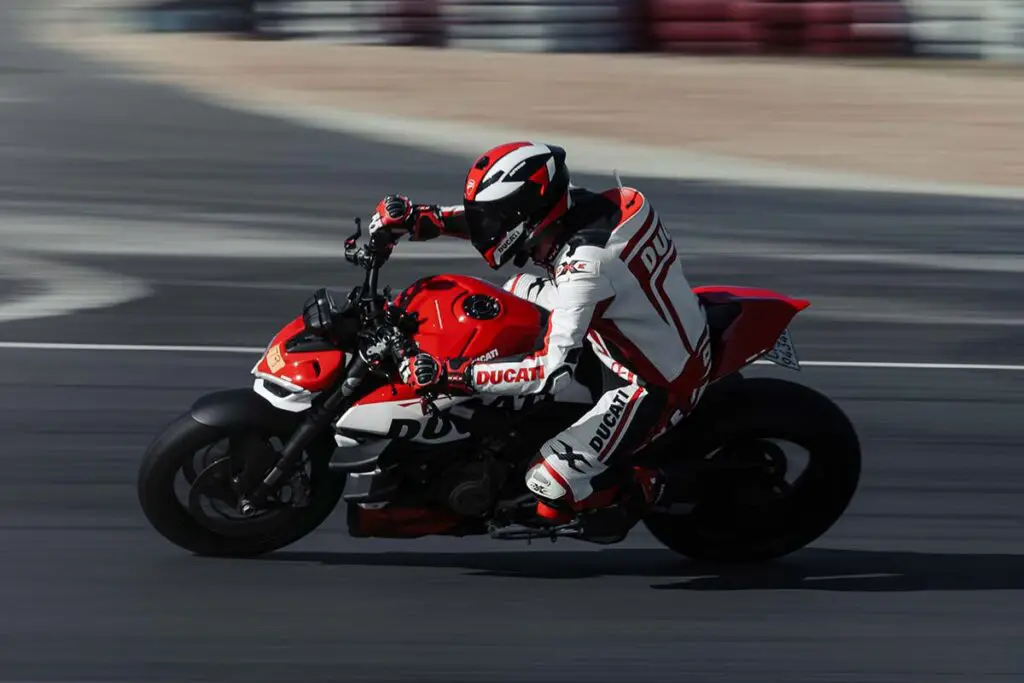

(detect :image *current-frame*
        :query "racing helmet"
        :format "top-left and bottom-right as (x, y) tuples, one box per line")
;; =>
(462, 142), (572, 269)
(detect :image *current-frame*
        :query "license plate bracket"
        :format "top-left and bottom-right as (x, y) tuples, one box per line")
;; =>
(763, 328), (801, 371)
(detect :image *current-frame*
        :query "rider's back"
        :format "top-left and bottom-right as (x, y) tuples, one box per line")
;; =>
(555, 186), (709, 391)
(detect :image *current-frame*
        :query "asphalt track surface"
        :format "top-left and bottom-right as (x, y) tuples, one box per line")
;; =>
(1, 2), (1023, 681)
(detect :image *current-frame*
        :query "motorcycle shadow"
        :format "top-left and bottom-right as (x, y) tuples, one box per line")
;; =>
(262, 547), (1024, 591)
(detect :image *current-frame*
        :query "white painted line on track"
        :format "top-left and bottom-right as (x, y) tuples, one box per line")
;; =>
(802, 573), (901, 581)
(0, 342), (264, 353)
(0, 341), (1021, 371)
(797, 360), (1024, 371)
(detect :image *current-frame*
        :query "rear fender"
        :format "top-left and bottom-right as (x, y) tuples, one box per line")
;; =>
(695, 285), (810, 382)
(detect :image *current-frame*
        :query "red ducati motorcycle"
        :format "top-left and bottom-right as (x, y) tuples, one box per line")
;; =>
(137, 218), (861, 561)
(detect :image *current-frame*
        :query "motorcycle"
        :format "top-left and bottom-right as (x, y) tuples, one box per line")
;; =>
(137, 216), (861, 561)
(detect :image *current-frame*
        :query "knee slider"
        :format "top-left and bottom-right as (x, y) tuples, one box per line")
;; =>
(525, 461), (568, 505)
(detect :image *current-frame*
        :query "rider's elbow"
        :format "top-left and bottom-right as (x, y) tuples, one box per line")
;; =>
(538, 365), (574, 396)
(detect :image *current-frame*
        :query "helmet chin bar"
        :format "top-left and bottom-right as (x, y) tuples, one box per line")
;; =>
(524, 216), (573, 270)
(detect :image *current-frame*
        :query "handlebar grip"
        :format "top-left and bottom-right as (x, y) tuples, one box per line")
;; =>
(369, 226), (395, 246)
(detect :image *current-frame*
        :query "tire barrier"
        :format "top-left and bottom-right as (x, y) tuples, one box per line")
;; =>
(985, 0), (1024, 61)
(904, 0), (1024, 60)
(904, 0), (986, 58)
(137, 0), (256, 33)
(136, 0), (1023, 60)
(253, 0), (444, 46)
(646, 0), (912, 56)
(440, 0), (641, 52)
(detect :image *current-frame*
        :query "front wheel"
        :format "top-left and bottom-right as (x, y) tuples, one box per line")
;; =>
(137, 411), (344, 557)
(643, 377), (861, 563)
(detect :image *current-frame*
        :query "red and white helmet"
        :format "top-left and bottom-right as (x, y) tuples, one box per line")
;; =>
(462, 142), (571, 269)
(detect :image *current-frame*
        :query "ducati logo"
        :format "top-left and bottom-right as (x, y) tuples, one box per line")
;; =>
(638, 224), (671, 275)
(387, 414), (471, 441)
(475, 366), (545, 385)
(473, 348), (499, 362)
(492, 224), (525, 264)
(588, 388), (632, 453)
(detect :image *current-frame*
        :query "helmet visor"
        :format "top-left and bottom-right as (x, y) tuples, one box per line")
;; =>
(464, 199), (526, 267)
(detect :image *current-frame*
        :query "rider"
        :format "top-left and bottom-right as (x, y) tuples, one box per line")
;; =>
(369, 141), (712, 543)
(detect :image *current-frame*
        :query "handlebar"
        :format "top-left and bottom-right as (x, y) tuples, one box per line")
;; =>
(344, 216), (401, 314)
(340, 216), (450, 415)
(249, 214), (444, 505)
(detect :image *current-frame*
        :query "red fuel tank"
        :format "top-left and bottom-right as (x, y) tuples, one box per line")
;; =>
(396, 274), (546, 363)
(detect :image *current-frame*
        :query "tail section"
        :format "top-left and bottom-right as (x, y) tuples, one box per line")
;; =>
(694, 286), (810, 382)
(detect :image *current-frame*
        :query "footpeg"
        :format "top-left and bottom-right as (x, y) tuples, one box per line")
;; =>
(487, 522), (585, 543)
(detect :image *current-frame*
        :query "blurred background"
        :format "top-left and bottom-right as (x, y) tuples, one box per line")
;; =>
(142, 0), (1024, 60)
(0, 0), (1022, 681)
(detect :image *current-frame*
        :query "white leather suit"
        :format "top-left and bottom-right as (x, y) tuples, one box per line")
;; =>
(406, 185), (712, 512)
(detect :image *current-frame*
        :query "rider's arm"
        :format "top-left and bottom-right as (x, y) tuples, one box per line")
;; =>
(468, 251), (615, 396)
(371, 196), (470, 243)
(410, 204), (470, 241)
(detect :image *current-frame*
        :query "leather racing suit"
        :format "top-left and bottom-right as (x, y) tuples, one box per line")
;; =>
(392, 185), (713, 523)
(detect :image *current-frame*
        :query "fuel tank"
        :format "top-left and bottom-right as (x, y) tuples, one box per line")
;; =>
(396, 274), (546, 363)
(332, 274), (549, 445)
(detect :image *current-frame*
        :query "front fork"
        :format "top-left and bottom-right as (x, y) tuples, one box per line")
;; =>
(242, 357), (371, 512)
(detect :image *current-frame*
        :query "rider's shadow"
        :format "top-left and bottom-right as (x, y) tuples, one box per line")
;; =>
(262, 547), (1024, 592)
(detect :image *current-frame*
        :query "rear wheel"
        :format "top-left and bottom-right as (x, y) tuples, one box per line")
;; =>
(137, 412), (344, 557)
(643, 377), (860, 563)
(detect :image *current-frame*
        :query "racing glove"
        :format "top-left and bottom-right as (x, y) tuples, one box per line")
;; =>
(370, 194), (413, 235)
(400, 353), (473, 395)
(370, 195), (446, 241)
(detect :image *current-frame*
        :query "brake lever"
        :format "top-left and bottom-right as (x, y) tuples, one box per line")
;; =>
(344, 216), (363, 261)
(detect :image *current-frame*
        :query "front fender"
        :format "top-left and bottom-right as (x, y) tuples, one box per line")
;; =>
(190, 388), (303, 435)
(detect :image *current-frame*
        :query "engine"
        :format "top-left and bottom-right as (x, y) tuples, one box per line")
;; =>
(427, 454), (510, 517)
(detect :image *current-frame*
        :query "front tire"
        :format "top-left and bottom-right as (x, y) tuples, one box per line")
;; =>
(643, 377), (861, 563)
(137, 411), (344, 557)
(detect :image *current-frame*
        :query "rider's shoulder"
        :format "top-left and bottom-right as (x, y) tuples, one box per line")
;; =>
(597, 186), (649, 227)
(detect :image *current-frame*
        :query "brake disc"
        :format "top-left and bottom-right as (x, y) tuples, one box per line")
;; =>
(188, 457), (287, 538)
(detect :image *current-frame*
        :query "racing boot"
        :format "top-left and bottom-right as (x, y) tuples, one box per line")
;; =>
(534, 466), (665, 545)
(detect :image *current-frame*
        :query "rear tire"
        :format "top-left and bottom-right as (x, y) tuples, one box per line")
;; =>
(643, 377), (860, 563)
(137, 412), (344, 557)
